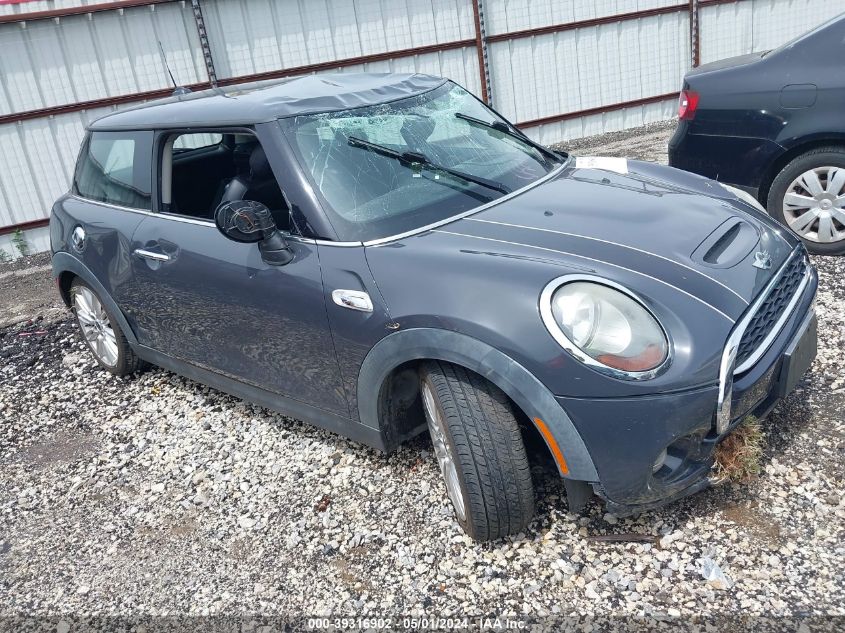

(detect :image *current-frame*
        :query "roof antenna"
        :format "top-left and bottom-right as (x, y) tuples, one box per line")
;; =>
(159, 41), (191, 96)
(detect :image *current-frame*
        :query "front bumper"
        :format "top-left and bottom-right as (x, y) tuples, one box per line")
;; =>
(558, 265), (818, 515)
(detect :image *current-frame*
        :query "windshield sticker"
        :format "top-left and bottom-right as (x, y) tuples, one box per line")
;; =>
(575, 156), (629, 174)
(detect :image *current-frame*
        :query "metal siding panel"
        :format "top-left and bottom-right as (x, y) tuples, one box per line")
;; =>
(351, 0), (386, 56)
(484, 0), (693, 35)
(430, 0), (473, 42)
(596, 23), (622, 106)
(0, 106), (108, 229)
(23, 118), (67, 212)
(509, 37), (540, 121)
(504, 0), (533, 32)
(488, 12), (685, 129)
(57, 14), (109, 103)
(0, 124), (43, 224)
(22, 20), (76, 109)
(381, 0), (412, 51)
(549, 0), (576, 27)
(488, 40), (517, 119)
(0, 1), (99, 17)
(271, 1), (310, 68)
(152, 3), (207, 85)
(699, 2), (752, 64)
(408, 0), (442, 46)
(616, 18), (641, 100)
(0, 3), (205, 116)
(330, 0), (363, 59)
(574, 26), (601, 110)
(93, 12), (137, 95)
(0, 67), (12, 114)
(300, 0), (338, 65)
(553, 30), (583, 115)
(750, 0), (845, 51)
(523, 95), (676, 145)
(0, 25), (44, 113)
(483, 0), (510, 36)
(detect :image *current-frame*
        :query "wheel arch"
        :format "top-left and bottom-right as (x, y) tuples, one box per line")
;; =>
(52, 251), (138, 346)
(760, 137), (845, 205)
(357, 327), (599, 481)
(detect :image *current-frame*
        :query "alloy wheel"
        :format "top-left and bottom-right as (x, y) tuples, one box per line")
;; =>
(421, 382), (467, 521)
(73, 286), (119, 367)
(782, 166), (845, 243)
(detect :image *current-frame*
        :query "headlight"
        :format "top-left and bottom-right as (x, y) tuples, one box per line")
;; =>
(540, 278), (669, 378)
(720, 183), (766, 213)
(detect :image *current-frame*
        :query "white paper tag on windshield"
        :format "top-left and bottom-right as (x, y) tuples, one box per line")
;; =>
(575, 156), (629, 174)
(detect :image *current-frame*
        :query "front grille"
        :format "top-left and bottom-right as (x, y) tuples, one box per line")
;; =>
(735, 254), (806, 370)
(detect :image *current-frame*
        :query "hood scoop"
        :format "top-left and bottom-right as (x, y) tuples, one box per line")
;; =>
(692, 218), (759, 268)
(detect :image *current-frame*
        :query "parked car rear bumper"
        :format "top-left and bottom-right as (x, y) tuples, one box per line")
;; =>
(668, 123), (785, 198)
(556, 269), (817, 515)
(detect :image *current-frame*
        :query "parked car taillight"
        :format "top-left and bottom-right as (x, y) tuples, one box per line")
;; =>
(678, 90), (699, 120)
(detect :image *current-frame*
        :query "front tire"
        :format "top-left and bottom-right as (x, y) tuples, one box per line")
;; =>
(70, 278), (145, 376)
(767, 147), (845, 255)
(420, 361), (534, 541)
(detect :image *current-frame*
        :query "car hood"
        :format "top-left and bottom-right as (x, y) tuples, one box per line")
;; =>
(440, 158), (798, 321)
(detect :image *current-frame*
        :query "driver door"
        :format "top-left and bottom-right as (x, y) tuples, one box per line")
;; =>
(120, 130), (348, 416)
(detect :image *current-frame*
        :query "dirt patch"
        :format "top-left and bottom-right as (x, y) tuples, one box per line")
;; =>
(552, 120), (677, 163)
(9, 429), (99, 471)
(0, 252), (64, 329)
(720, 501), (784, 547)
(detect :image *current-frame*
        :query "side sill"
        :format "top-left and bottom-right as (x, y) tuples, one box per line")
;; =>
(134, 345), (389, 453)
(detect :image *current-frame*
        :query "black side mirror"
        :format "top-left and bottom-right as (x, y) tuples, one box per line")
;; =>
(214, 200), (293, 266)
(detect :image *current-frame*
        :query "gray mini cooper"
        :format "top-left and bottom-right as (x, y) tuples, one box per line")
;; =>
(51, 73), (817, 541)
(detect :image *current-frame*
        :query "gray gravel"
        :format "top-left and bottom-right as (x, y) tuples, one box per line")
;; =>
(1, 124), (843, 628)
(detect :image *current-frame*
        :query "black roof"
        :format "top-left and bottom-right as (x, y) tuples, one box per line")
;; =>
(89, 73), (448, 131)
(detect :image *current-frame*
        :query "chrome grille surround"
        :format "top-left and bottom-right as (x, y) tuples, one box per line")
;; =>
(715, 248), (812, 434)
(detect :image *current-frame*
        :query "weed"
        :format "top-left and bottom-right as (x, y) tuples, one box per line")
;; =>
(11, 229), (30, 257)
(712, 415), (764, 483)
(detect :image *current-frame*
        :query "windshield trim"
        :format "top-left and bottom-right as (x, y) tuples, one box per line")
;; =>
(290, 157), (570, 248)
(356, 155), (571, 247)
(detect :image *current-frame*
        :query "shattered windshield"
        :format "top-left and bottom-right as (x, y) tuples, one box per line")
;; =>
(281, 82), (563, 242)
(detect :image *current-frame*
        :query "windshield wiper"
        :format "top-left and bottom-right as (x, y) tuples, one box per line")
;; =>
(454, 112), (564, 162)
(346, 136), (511, 195)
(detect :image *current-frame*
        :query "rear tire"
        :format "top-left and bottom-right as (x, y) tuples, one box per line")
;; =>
(767, 147), (845, 255)
(419, 361), (534, 541)
(70, 278), (145, 376)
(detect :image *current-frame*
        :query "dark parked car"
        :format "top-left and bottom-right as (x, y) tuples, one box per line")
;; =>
(669, 14), (845, 254)
(51, 73), (817, 541)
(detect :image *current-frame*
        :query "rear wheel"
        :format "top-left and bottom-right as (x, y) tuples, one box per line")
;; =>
(767, 148), (845, 255)
(70, 278), (145, 376)
(419, 361), (534, 541)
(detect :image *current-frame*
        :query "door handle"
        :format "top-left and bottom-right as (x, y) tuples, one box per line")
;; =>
(133, 248), (170, 262)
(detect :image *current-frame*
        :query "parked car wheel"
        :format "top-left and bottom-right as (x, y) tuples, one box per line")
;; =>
(70, 278), (145, 375)
(767, 148), (845, 254)
(419, 361), (534, 541)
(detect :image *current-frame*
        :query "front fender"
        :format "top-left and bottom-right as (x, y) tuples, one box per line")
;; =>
(52, 251), (138, 346)
(357, 327), (599, 481)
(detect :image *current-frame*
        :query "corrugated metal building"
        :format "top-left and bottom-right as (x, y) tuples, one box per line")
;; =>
(0, 0), (842, 257)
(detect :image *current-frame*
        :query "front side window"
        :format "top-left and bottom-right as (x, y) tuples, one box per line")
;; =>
(73, 131), (152, 210)
(162, 131), (290, 231)
(282, 82), (563, 242)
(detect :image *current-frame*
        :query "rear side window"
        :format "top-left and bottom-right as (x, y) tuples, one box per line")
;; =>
(74, 131), (153, 210)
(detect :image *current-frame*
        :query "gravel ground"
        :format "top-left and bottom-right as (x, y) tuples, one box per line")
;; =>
(1, 124), (844, 630)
